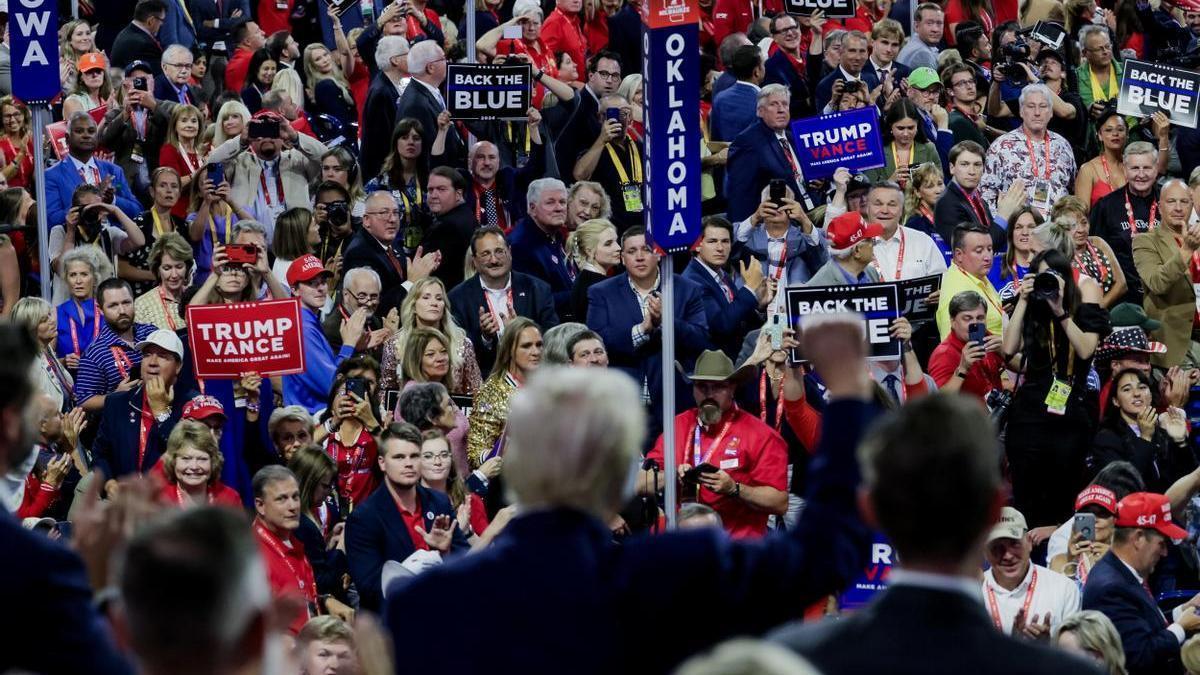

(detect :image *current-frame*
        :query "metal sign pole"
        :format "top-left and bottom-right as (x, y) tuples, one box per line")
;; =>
(32, 106), (49, 301)
(660, 254), (677, 528)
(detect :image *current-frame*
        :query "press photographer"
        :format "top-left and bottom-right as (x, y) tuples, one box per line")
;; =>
(49, 184), (146, 304)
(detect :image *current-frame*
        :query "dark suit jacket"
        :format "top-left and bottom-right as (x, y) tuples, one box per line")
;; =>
(861, 60), (912, 99)
(508, 216), (574, 316)
(190, 0), (252, 46)
(814, 68), (880, 113)
(0, 513), (134, 674)
(933, 180), (1006, 253)
(773, 584), (1102, 675)
(91, 385), (191, 481)
(345, 484), (469, 612)
(448, 271), (559, 375)
(585, 273), (709, 436)
(383, 399), (874, 675)
(554, 86), (600, 183)
(340, 228), (409, 315)
(1083, 551), (1185, 675)
(681, 257), (761, 359)
(762, 50), (815, 121)
(421, 201), (479, 291)
(725, 120), (804, 224)
(711, 81), (760, 142)
(362, 73), (405, 180)
(606, 5), (643, 74)
(153, 75), (201, 108)
(396, 79), (464, 169)
(109, 24), (164, 76)
(296, 511), (349, 598)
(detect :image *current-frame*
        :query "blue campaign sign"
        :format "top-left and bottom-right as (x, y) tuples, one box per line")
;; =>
(8, 0), (61, 104)
(839, 532), (894, 610)
(642, 0), (701, 252)
(789, 106), (885, 181)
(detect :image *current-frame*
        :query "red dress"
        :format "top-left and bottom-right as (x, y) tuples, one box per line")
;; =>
(158, 143), (203, 220)
(0, 135), (33, 188)
(351, 60), (370, 130)
(325, 426), (381, 508)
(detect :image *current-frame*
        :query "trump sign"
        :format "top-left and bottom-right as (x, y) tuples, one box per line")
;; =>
(8, 0), (61, 104)
(642, 0), (701, 252)
(186, 299), (307, 379)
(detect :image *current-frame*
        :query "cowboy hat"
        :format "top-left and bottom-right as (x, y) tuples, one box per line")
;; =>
(676, 350), (756, 385)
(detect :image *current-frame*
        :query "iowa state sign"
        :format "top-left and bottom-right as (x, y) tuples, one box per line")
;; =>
(186, 299), (306, 378)
(789, 106), (886, 180)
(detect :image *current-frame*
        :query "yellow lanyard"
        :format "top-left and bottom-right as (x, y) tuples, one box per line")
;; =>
(891, 143), (914, 170)
(604, 141), (643, 184)
(505, 122), (531, 155)
(1088, 65), (1117, 102)
(208, 203), (231, 248)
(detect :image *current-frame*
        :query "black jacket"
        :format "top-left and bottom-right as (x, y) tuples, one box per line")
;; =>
(1090, 417), (1197, 494)
(933, 180), (1006, 253)
(396, 79), (464, 169)
(109, 24), (164, 76)
(340, 228), (409, 315)
(421, 202), (479, 291)
(361, 73), (405, 180)
(448, 271), (558, 375)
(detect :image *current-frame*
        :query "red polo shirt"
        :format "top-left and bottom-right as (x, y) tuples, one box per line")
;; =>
(391, 490), (430, 552)
(541, 8), (587, 83)
(647, 407), (788, 539)
(927, 332), (1006, 401)
(253, 521), (316, 634)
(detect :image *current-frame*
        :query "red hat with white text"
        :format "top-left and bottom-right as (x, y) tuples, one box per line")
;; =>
(827, 212), (884, 251)
(287, 254), (333, 286)
(1115, 492), (1187, 539)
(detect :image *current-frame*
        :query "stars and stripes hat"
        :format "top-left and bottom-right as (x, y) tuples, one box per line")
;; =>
(1092, 327), (1167, 363)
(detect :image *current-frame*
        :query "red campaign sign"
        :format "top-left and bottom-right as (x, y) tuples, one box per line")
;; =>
(48, 105), (109, 160)
(641, 0), (698, 28)
(186, 298), (306, 379)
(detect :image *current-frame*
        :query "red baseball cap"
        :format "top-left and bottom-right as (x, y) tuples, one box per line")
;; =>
(1115, 492), (1188, 539)
(183, 395), (226, 422)
(827, 212), (884, 251)
(287, 254), (333, 286)
(1075, 485), (1118, 513)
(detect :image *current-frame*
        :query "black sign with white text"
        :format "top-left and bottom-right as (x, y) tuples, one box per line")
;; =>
(785, 0), (856, 18)
(896, 274), (942, 326)
(786, 283), (901, 362)
(446, 63), (531, 121)
(1118, 59), (1200, 129)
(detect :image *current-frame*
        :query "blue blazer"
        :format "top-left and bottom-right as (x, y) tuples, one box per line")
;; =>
(762, 50), (815, 120)
(55, 298), (99, 358)
(508, 217), (574, 316)
(157, 0), (196, 49)
(681, 257), (761, 359)
(0, 514), (134, 675)
(91, 385), (191, 482)
(861, 61), (912, 95)
(814, 68), (881, 113)
(585, 273), (709, 437)
(1082, 551), (1183, 675)
(741, 222), (829, 286)
(381, 400), (875, 675)
(711, 82), (760, 143)
(725, 120), (804, 224)
(44, 159), (142, 228)
(345, 483), (470, 612)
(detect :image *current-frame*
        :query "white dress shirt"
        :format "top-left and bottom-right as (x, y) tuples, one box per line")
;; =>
(871, 225), (948, 281)
(980, 563), (1080, 636)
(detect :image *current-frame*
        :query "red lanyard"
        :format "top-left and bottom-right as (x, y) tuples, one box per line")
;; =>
(111, 346), (133, 379)
(1126, 191), (1157, 235)
(158, 287), (179, 331)
(254, 520), (318, 603)
(175, 484), (214, 505)
(770, 239), (787, 281)
(1077, 555), (1090, 583)
(259, 164), (285, 206)
(957, 184), (989, 227)
(986, 567), (1038, 631)
(758, 371), (784, 432)
(1022, 129), (1052, 181)
(1100, 154), (1112, 184)
(957, 263), (1005, 318)
(919, 204), (934, 223)
(484, 287), (514, 328)
(69, 300), (100, 355)
(1077, 240), (1110, 285)
(691, 416), (733, 467)
(330, 430), (369, 503)
(77, 164), (99, 185)
(137, 390), (154, 471)
(46, 354), (74, 400)
(872, 226), (906, 281)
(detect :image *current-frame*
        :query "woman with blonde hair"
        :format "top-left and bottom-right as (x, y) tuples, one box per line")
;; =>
(208, 100), (253, 152)
(58, 19), (95, 94)
(158, 104), (206, 219)
(10, 296), (74, 412)
(134, 232), (194, 331)
(902, 163), (945, 252)
(303, 43), (357, 142)
(1055, 610), (1127, 675)
(122, 167), (185, 297)
(380, 277), (481, 395)
(159, 420), (242, 507)
(616, 74), (645, 141)
(567, 218), (620, 321)
(466, 316), (542, 467)
(319, 147), (368, 218)
(1053, 196), (1126, 308)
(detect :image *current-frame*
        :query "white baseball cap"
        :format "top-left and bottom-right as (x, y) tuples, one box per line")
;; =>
(135, 329), (185, 361)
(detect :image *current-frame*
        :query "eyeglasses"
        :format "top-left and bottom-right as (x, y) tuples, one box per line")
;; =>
(2, 112), (23, 120)
(1086, 43), (1112, 53)
(421, 451), (452, 461)
(772, 25), (800, 35)
(595, 69), (621, 81)
(366, 209), (401, 219)
(167, 62), (194, 69)
(951, 78), (975, 88)
(350, 291), (380, 304)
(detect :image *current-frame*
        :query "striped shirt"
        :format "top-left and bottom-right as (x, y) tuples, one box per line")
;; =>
(75, 322), (156, 405)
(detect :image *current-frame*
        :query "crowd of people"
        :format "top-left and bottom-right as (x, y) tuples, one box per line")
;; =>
(10, 0), (1200, 672)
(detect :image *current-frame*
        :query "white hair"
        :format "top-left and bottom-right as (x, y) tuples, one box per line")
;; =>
(513, 0), (543, 19)
(1123, 140), (1158, 165)
(161, 44), (191, 68)
(505, 368), (645, 515)
(526, 177), (568, 209)
(231, 220), (266, 239)
(757, 83), (790, 107)
(343, 266), (381, 290)
(407, 40), (444, 77)
(376, 35), (410, 73)
(1018, 82), (1052, 108)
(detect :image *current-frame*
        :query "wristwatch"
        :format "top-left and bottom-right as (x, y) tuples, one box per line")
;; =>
(733, 482), (741, 498)
(955, 370), (968, 379)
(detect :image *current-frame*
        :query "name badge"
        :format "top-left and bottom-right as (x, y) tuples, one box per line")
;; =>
(719, 458), (738, 471)
(1031, 179), (1051, 214)
(1044, 378), (1071, 416)
(130, 143), (145, 164)
(621, 183), (643, 213)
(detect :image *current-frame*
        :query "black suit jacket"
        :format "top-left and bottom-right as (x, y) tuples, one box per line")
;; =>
(554, 86), (600, 183)
(1083, 551), (1184, 675)
(396, 79), (464, 169)
(421, 201), (479, 291)
(340, 228), (409, 315)
(447, 271), (558, 375)
(606, 5), (643, 75)
(153, 74), (201, 108)
(110, 24), (164, 76)
(762, 50), (815, 120)
(773, 584), (1103, 675)
(933, 180), (1006, 253)
(361, 73), (404, 180)
(0, 513), (134, 674)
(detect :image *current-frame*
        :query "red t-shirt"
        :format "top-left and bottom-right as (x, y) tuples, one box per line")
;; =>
(324, 426), (381, 507)
(225, 47), (253, 93)
(541, 8), (587, 84)
(927, 332), (1006, 401)
(253, 521), (316, 634)
(257, 0), (293, 36)
(467, 492), (490, 536)
(646, 408), (788, 539)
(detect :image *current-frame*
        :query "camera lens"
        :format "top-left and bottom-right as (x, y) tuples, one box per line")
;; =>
(1032, 270), (1060, 301)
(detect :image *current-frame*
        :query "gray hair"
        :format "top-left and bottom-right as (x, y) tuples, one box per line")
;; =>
(397, 381), (450, 430)
(268, 405), (312, 439)
(231, 219), (267, 239)
(161, 44), (192, 69)
(61, 245), (112, 282)
(1033, 218), (1074, 258)
(542, 322), (590, 365)
(376, 35), (410, 73)
(678, 502), (723, 527)
(527, 177), (568, 209)
(1056, 611), (1127, 675)
(826, 28), (847, 46)
(512, 0), (543, 19)
(675, 639), (822, 675)
(1123, 140), (1158, 164)
(1162, 177), (1189, 195)
(407, 40), (443, 76)
(1018, 82), (1052, 108)
(252, 465), (297, 499)
(568, 180), (612, 219)
(343, 266), (381, 291)
(1079, 25), (1111, 48)
(505, 367), (646, 516)
(757, 83), (790, 107)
